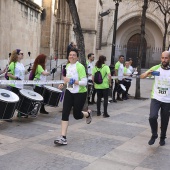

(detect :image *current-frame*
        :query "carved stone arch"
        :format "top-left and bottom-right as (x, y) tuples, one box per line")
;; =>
(117, 11), (164, 35)
(119, 27), (155, 48)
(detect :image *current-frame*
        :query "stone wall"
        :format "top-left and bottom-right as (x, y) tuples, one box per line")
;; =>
(77, 0), (102, 58)
(0, 0), (42, 67)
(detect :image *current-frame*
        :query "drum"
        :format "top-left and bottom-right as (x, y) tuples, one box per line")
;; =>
(17, 89), (43, 116)
(0, 89), (19, 120)
(117, 84), (126, 94)
(42, 85), (62, 107)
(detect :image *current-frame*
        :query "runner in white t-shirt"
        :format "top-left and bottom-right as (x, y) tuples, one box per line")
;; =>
(140, 51), (170, 146)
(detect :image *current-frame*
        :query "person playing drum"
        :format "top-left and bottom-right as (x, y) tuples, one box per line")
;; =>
(7, 49), (31, 119)
(31, 54), (50, 114)
(54, 48), (92, 145)
(123, 61), (132, 100)
(87, 53), (96, 104)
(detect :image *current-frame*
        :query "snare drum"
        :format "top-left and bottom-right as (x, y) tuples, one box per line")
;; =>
(0, 89), (19, 120)
(117, 84), (126, 94)
(42, 85), (62, 107)
(17, 89), (43, 116)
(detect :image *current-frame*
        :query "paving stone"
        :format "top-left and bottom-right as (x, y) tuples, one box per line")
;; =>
(0, 78), (169, 169)
(0, 120), (55, 139)
(81, 121), (146, 138)
(40, 131), (124, 157)
(0, 148), (88, 170)
(140, 148), (170, 170)
(110, 112), (148, 125)
(103, 149), (147, 166)
(82, 158), (135, 170)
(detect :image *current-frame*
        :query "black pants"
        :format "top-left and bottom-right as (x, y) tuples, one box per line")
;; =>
(9, 87), (25, 116)
(96, 88), (109, 114)
(88, 80), (96, 102)
(62, 89), (87, 121)
(123, 80), (131, 97)
(149, 99), (170, 138)
(112, 80), (123, 99)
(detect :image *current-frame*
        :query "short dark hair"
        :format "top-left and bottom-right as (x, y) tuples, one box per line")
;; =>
(69, 48), (79, 57)
(87, 53), (94, 59)
(119, 55), (124, 59)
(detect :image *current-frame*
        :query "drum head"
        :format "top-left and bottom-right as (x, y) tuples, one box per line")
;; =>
(44, 85), (62, 93)
(120, 84), (126, 91)
(0, 89), (19, 103)
(20, 89), (43, 101)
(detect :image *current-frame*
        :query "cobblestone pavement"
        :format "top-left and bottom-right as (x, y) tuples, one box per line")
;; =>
(1, 78), (170, 170)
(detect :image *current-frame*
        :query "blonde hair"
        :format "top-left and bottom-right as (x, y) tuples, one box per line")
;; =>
(9, 50), (18, 64)
(125, 61), (129, 65)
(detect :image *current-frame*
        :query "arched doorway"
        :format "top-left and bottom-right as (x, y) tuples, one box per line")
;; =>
(126, 33), (147, 68)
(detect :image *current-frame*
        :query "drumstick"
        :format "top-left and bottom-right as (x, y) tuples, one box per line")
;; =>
(28, 52), (31, 67)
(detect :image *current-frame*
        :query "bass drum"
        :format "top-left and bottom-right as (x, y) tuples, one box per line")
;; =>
(117, 84), (126, 94)
(42, 85), (62, 107)
(17, 89), (43, 116)
(0, 89), (19, 120)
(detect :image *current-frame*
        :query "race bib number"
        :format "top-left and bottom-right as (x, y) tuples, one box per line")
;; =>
(156, 87), (168, 97)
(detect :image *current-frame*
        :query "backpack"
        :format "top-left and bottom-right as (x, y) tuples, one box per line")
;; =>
(29, 70), (35, 80)
(94, 66), (106, 84)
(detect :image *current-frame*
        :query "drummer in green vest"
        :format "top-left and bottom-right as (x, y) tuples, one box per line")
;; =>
(31, 54), (50, 114)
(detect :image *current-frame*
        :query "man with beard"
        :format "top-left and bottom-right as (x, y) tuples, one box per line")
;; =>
(140, 51), (170, 146)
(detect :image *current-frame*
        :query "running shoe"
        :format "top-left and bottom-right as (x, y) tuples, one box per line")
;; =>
(86, 110), (92, 124)
(54, 136), (67, 145)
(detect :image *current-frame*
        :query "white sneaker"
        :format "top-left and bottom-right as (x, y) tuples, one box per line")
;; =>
(54, 136), (67, 145)
(86, 110), (92, 124)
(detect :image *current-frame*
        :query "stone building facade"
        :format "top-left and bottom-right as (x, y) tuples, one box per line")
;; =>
(0, 0), (42, 66)
(0, 0), (169, 68)
(99, 0), (170, 68)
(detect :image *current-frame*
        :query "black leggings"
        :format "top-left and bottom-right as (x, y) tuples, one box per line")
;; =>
(96, 88), (109, 114)
(62, 89), (87, 121)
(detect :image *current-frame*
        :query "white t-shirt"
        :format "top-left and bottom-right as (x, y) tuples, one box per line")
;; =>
(129, 65), (134, 73)
(115, 61), (124, 80)
(14, 62), (25, 89)
(66, 61), (87, 93)
(87, 61), (94, 80)
(148, 65), (170, 103)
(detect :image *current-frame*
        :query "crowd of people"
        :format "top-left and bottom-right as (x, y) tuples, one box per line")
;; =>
(86, 53), (135, 118)
(0, 43), (170, 147)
